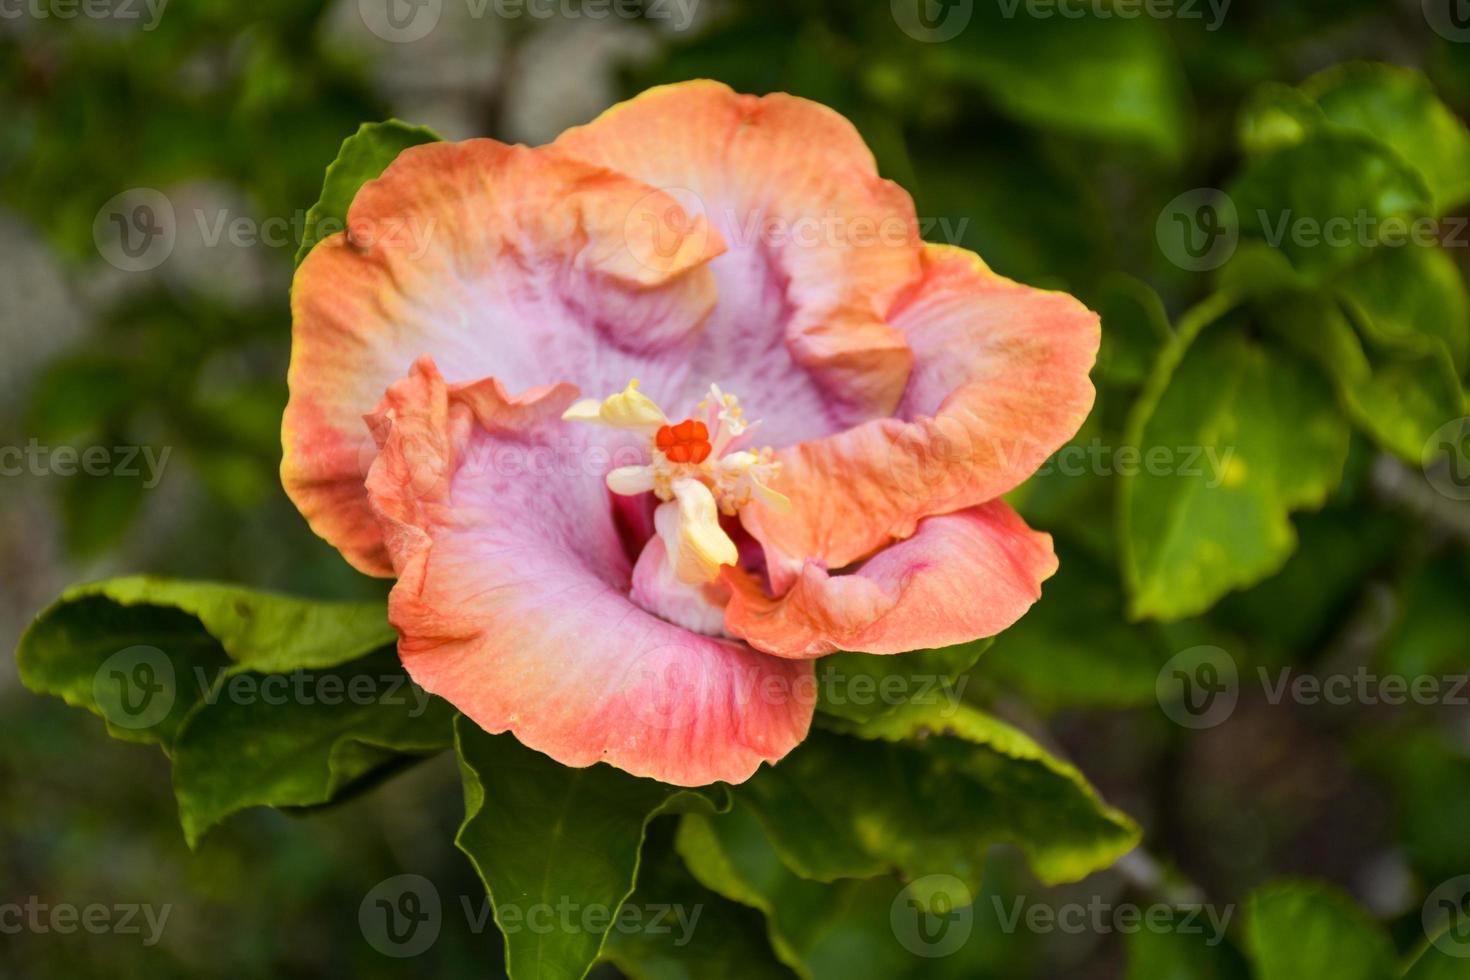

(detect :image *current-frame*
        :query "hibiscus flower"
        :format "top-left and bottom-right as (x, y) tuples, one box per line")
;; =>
(281, 81), (1099, 786)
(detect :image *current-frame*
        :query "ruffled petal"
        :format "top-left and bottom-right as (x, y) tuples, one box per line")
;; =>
(723, 500), (1058, 659)
(283, 138), (724, 575)
(367, 356), (815, 786)
(742, 244), (1100, 589)
(555, 80), (922, 443)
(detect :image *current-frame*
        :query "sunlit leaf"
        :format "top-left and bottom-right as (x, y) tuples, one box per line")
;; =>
(1121, 305), (1350, 620)
(16, 576), (393, 746)
(1264, 296), (1464, 462)
(1335, 243), (1470, 373)
(1303, 62), (1470, 214)
(734, 703), (1138, 893)
(1230, 131), (1430, 280)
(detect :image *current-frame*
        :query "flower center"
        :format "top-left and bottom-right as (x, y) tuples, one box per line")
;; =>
(563, 380), (789, 584)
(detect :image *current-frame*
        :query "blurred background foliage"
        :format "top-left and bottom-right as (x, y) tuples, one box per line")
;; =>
(3, 0), (1470, 977)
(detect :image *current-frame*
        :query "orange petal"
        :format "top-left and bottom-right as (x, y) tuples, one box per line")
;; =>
(724, 501), (1058, 659)
(555, 80), (921, 435)
(742, 244), (1100, 589)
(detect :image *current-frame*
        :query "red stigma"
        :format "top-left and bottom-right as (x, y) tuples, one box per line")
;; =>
(656, 419), (712, 464)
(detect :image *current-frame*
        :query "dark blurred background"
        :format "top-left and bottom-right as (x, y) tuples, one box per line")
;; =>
(3, 1), (1470, 977)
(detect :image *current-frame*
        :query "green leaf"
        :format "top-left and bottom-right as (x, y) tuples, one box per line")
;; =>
(1121, 304), (1350, 620)
(16, 578), (449, 845)
(1238, 82), (1327, 157)
(1094, 273), (1172, 388)
(815, 641), (988, 724)
(171, 647), (453, 846)
(1230, 131), (1431, 280)
(676, 803), (991, 980)
(599, 822), (797, 980)
(1127, 926), (1250, 980)
(16, 576), (394, 747)
(1302, 62), (1470, 214)
(1263, 296), (1464, 462)
(675, 804), (815, 976)
(810, 702), (1139, 886)
(1214, 240), (1314, 301)
(1334, 244), (1470, 373)
(1226, 244), (1465, 462)
(294, 119), (441, 266)
(454, 718), (729, 980)
(1244, 881), (1396, 980)
(1238, 64), (1470, 216)
(933, 12), (1188, 160)
(729, 704), (1137, 896)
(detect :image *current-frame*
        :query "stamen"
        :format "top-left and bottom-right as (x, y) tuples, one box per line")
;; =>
(565, 380), (787, 584)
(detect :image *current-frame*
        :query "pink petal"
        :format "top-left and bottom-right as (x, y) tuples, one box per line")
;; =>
(367, 357), (815, 786)
(283, 138), (724, 575)
(742, 244), (1100, 590)
(724, 501), (1059, 659)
